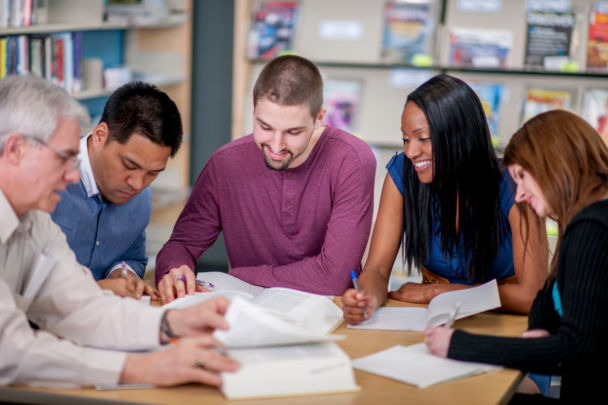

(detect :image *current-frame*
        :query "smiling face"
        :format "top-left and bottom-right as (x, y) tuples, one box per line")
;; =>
(508, 163), (551, 217)
(88, 123), (172, 205)
(253, 97), (325, 171)
(401, 101), (433, 184)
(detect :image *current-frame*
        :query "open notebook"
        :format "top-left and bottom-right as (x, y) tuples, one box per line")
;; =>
(213, 296), (358, 399)
(348, 279), (501, 331)
(353, 343), (501, 388)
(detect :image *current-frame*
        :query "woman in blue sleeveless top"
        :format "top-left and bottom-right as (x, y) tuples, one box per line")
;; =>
(341, 75), (550, 395)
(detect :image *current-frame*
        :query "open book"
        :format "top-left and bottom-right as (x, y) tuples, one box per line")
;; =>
(213, 295), (358, 399)
(353, 343), (501, 388)
(348, 279), (500, 331)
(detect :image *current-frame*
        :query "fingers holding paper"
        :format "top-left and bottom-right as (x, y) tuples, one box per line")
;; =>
(120, 335), (240, 387)
(159, 265), (209, 303)
(424, 326), (455, 358)
(342, 288), (378, 325)
(163, 297), (231, 340)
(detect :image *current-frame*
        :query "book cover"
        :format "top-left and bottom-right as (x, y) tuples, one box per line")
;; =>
(468, 82), (505, 146)
(524, 12), (575, 70)
(449, 27), (513, 69)
(587, 12), (608, 72)
(582, 89), (608, 140)
(381, 2), (433, 64)
(521, 88), (571, 125)
(246, 1), (298, 60)
(323, 79), (361, 134)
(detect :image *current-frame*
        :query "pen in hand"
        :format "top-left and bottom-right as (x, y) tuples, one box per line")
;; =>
(350, 270), (368, 320)
(174, 275), (215, 289)
(445, 301), (461, 328)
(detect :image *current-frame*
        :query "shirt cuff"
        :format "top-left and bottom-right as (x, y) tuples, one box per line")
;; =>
(108, 263), (139, 279)
(83, 350), (127, 386)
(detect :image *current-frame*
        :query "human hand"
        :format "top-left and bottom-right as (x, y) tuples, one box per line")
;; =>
(424, 326), (455, 358)
(341, 288), (379, 325)
(519, 329), (550, 339)
(105, 269), (160, 300)
(161, 297), (231, 343)
(158, 265), (210, 303)
(388, 282), (435, 304)
(120, 335), (240, 387)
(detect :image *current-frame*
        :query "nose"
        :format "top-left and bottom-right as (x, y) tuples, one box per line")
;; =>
(268, 131), (286, 153)
(514, 183), (527, 204)
(126, 174), (144, 191)
(65, 167), (80, 184)
(404, 140), (421, 160)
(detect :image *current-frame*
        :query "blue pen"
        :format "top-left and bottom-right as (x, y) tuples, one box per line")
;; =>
(350, 270), (368, 320)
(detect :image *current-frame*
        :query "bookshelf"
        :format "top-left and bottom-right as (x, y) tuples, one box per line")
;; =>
(1, 0), (193, 270)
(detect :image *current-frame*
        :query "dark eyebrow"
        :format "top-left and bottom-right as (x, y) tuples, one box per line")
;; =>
(256, 117), (306, 132)
(124, 156), (166, 172)
(401, 127), (428, 135)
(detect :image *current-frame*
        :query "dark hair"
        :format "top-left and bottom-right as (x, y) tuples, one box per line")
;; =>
(503, 110), (608, 285)
(253, 55), (323, 119)
(100, 81), (183, 157)
(402, 75), (503, 283)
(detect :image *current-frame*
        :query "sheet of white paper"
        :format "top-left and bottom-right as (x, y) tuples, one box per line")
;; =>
(214, 297), (343, 348)
(353, 343), (501, 389)
(162, 290), (254, 310)
(318, 20), (363, 40)
(23, 253), (57, 299)
(458, 0), (502, 12)
(138, 296), (151, 305)
(196, 272), (265, 296)
(347, 307), (427, 331)
(425, 279), (500, 327)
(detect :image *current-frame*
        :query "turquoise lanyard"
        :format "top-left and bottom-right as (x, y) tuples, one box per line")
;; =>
(552, 282), (563, 317)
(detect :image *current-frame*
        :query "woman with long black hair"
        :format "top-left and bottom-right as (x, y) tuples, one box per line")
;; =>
(342, 75), (550, 394)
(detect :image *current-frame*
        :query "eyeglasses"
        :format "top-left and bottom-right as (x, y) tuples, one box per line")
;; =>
(25, 135), (81, 172)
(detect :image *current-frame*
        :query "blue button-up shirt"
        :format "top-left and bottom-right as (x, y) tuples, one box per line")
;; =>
(51, 134), (151, 280)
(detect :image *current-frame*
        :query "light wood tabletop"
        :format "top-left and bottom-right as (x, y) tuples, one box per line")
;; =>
(0, 298), (528, 405)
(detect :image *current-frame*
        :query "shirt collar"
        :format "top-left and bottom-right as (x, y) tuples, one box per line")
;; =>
(78, 133), (100, 198)
(0, 188), (23, 244)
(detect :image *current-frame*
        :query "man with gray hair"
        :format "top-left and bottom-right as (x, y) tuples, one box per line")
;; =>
(0, 76), (239, 387)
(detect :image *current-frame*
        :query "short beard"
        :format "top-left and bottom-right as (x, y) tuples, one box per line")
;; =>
(261, 144), (296, 171)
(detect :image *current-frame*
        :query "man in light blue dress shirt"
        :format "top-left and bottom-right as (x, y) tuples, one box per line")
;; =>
(51, 82), (183, 300)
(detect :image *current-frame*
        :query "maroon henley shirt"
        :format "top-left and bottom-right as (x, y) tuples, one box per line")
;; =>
(155, 126), (376, 295)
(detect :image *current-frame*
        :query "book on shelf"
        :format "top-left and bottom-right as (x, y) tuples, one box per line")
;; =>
(348, 279), (501, 332)
(381, 1), (434, 65)
(521, 88), (571, 125)
(246, 1), (298, 60)
(2, 0), (38, 28)
(449, 27), (513, 69)
(587, 12), (608, 72)
(0, 31), (82, 93)
(582, 89), (608, 139)
(524, 12), (575, 71)
(468, 82), (505, 146)
(322, 79), (361, 134)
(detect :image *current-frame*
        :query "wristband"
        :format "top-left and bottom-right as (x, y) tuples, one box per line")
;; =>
(160, 310), (180, 339)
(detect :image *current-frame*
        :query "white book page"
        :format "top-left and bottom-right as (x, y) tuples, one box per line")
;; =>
(252, 288), (343, 335)
(227, 342), (347, 366)
(196, 271), (266, 296)
(214, 297), (342, 348)
(162, 291), (254, 310)
(425, 279), (501, 327)
(347, 307), (427, 331)
(353, 343), (501, 389)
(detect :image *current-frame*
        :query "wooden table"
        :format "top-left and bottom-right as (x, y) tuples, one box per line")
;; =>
(0, 299), (528, 405)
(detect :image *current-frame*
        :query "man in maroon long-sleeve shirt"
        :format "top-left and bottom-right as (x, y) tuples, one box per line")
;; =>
(156, 55), (376, 302)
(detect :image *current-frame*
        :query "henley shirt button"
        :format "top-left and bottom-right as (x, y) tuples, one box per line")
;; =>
(286, 201), (291, 206)
(287, 174), (293, 179)
(285, 214), (291, 219)
(286, 187), (291, 192)
(96, 241), (100, 246)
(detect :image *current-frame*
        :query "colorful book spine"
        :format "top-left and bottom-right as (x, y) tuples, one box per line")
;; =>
(0, 0), (10, 28)
(72, 32), (83, 93)
(0, 38), (6, 78)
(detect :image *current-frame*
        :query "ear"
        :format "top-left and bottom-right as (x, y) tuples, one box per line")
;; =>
(1, 134), (27, 166)
(91, 122), (110, 148)
(314, 107), (326, 129)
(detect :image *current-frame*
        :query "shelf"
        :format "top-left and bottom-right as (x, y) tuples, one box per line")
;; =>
(151, 188), (190, 211)
(250, 59), (608, 78)
(0, 13), (190, 35)
(73, 76), (186, 100)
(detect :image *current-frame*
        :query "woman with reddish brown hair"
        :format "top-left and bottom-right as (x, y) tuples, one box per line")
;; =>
(425, 109), (608, 403)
